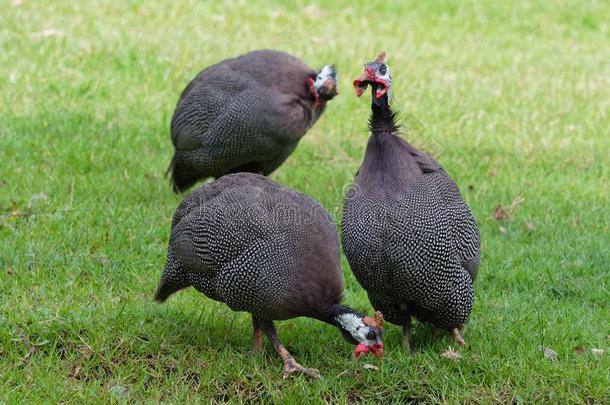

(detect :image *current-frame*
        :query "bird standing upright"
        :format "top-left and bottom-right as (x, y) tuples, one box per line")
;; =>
(341, 52), (480, 349)
(155, 173), (383, 378)
(168, 49), (338, 192)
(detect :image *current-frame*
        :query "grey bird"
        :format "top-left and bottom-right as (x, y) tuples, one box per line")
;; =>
(155, 173), (384, 378)
(168, 50), (338, 192)
(341, 53), (480, 349)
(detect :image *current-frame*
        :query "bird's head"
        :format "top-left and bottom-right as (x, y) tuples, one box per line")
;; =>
(308, 65), (338, 103)
(353, 52), (392, 102)
(335, 310), (384, 359)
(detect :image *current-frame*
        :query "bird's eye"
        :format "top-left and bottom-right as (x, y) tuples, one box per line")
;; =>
(378, 64), (387, 76)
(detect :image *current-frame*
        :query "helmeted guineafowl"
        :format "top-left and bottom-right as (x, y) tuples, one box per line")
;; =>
(341, 52), (480, 349)
(155, 173), (384, 378)
(167, 49), (338, 192)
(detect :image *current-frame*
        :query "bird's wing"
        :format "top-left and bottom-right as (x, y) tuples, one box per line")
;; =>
(453, 206), (480, 281)
(170, 70), (252, 150)
(194, 85), (311, 171)
(169, 204), (218, 275)
(170, 179), (280, 274)
(433, 169), (481, 281)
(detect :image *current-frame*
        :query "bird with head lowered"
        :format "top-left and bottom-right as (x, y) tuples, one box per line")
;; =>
(155, 173), (383, 378)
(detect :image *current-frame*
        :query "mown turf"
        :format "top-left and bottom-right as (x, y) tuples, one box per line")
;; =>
(1, 0), (609, 403)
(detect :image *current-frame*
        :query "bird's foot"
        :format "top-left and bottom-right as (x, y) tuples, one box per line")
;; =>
(282, 357), (320, 379)
(451, 328), (466, 346)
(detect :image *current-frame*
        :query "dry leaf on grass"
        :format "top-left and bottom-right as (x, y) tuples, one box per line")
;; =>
(440, 347), (461, 360)
(591, 348), (604, 356)
(362, 363), (379, 371)
(573, 346), (586, 354)
(539, 346), (557, 361)
(494, 205), (510, 220)
(109, 385), (128, 397)
(31, 29), (64, 38)
(494, 196), (524, 220)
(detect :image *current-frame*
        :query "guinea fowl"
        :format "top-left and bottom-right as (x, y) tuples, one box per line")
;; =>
(341, 53), (480, 349)
(168, 49), (338, 192)
(155, 173), (384, 378)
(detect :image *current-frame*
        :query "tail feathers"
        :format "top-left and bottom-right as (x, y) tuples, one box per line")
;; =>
(166, 154), (200, 193)
(154, 251), (190, 302)
(154, 278), (189, 303)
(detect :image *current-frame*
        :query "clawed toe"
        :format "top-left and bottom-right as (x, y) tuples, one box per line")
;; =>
(451, 327), (466, 346)
(282, 358), (320, 379)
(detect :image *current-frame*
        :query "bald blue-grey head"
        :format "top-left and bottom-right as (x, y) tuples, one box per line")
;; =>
(310, 65), (338, 101)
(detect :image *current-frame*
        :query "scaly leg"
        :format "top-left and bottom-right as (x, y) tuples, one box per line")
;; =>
(252, 317), (264, 353)
(451, 327), (466, 346)
(402, 313), (413, 352)
(259, 320), (320, 379)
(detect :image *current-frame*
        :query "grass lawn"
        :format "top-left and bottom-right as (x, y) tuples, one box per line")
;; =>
(1, 0), (609, 403)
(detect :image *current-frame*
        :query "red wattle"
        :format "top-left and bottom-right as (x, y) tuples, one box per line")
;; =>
(353, 342), (370, 358)
(371, 342), (384, 359)
(353, 80), (365, 97)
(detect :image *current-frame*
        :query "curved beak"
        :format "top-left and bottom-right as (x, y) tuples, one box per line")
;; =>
(322, 79), (338, 97)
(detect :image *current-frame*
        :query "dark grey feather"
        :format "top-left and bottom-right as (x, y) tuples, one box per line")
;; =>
(342, 88), (480, 330)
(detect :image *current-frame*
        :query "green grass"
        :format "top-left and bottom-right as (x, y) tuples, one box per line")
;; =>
(1, 0), (609, 403)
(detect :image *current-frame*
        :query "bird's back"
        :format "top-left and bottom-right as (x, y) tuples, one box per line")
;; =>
(172, 50), (314, 140)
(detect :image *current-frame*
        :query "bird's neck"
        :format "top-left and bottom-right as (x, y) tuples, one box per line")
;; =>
(369, 86), (398, 136)
(321, 304), (364, 334)
(356, 87), (424, 194)
(307, 76), (325, 109)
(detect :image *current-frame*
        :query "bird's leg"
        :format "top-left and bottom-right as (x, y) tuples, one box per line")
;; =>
(451, 327), (466, 346)
(252, 317), (264, 353)
(259, 320), (320, 379)
(402, 313), (413, 352)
